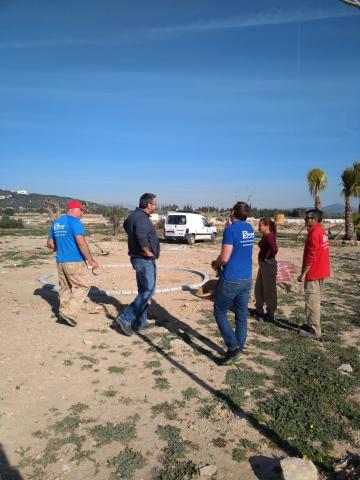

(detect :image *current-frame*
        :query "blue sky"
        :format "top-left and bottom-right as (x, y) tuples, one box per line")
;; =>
(0, 0), (359, 208)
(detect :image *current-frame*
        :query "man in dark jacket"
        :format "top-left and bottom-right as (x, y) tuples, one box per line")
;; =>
(116, 193), (160, 335)
(297, 209), (330, 339)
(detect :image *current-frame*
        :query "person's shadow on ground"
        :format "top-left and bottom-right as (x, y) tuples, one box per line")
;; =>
(33, 286), (125, 326)
(144, 298), (225, 364)
(0, 443), (23, 480)
(249, 456), (282, 480)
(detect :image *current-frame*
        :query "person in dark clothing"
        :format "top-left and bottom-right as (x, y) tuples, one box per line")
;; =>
(253, 217), (278, 322)
(116, 193), (160, 335)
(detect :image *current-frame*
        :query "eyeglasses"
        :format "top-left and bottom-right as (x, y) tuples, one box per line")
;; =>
(304, 216), (314, 220)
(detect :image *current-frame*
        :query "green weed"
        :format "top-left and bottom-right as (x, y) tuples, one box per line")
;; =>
(107, 448), (145, 479)
(89, 421), (136, 446)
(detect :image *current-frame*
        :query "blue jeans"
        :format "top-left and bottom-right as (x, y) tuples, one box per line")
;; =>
(214, 275), (252, 352)
(119, 257), (157, 330)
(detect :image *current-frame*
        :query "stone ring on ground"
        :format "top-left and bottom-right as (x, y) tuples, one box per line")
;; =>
(37, 264), (209, 296)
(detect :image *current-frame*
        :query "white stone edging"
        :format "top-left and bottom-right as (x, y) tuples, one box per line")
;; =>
(37, 264), (209, 296)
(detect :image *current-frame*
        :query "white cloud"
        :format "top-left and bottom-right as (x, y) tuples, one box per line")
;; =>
(0, 7), (354, 49)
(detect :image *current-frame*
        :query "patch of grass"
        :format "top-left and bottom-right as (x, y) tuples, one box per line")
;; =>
(102, 389), (117, 397)
(118, 396), (133, 405)
(151, 400), (185, 420)
(53, 415), (82, 434)
(121, 350), (132, 357)
(197, 401), (216, 419)
(224, 369), (269, 389)
(152, 369), (164, 376)
(232, 447), (246, 462)
(32, 430), (49, 439)
(108, 366), (126, 374)
(70, 449), (96, 465)
(238, 438), (259, 451)
(181, 387), (199, 401)
(154, 425), (199, 480)
(87, 328), (108, 333)
(63, 359), (73, 367)
(81, 364), (93, 370)
(89, 421), (136, 446)
(144, 360), (161, 368)
(69, 403), (89, 415)
(258, 342), (357, 469)
(154, 377), (170, 390)
(252, 355), (279, 369)
(107, 448), (145, 479)
(79, 355), (98, 365)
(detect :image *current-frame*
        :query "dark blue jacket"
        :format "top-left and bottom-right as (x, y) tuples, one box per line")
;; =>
(123, 208), (160, 259)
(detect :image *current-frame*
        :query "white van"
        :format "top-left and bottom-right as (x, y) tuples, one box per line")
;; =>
(164, 212), (217, 244)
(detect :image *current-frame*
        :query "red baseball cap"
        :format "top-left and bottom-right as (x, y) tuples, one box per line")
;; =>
(66, 200), (87, 211)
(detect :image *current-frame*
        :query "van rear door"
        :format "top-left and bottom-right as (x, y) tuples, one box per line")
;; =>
(165, 214), (187, 238)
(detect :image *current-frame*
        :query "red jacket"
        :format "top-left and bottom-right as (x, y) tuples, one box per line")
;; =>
(302, 223), (330, 281)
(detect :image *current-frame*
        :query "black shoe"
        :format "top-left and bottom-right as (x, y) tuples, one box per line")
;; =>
(222, 348), (242, 365)
(264, 312), (275, 322)
(59, 312), (77, 327)
(254, 311), (265, 322)
(115, 316), (133, 336)
(299, 328), (321, 340)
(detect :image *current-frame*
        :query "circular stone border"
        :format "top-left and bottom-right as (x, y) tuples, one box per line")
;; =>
(37, 264), (209, 296)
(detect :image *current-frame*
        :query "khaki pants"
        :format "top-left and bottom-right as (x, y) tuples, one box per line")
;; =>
(57, 262), (90, 320)
(304, 279), (324, 336)
(255, 259), (278, 315)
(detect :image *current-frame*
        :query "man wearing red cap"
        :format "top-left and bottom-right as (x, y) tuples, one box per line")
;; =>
(47, 200), (99, 327)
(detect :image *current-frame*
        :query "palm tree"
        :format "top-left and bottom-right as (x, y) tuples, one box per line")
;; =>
(307, 168), (328, 210)
(340, 167), (356, 240)
(353, 160), (360, 213)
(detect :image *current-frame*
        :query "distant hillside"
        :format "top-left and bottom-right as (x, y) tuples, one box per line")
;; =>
(0, 189), (105, 211)
(323, 203), (357, 213)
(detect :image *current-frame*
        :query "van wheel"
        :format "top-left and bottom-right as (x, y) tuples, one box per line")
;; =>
(210, 233), (216, 242)
(187, 235), (195, 245)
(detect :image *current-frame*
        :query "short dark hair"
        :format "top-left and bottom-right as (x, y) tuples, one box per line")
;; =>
(139, 193), (156, 209)
(306, 208), (323, 222)
(232, 201), (251, 220)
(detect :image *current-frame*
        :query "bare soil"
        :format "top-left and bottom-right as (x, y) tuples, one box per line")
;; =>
(0, 232), (357, 480)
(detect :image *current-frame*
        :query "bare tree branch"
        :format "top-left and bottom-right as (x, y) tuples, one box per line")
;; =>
(44, 198), (61, 222)
(339, 0), (360, 8)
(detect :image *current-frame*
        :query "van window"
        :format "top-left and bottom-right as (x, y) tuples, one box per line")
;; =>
(167, 215), (187, 225)
(202, 218), (210, 227)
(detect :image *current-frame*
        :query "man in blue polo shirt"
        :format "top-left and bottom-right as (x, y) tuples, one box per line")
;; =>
(212, 201), (254, 365)
(47, 200), (99, 327)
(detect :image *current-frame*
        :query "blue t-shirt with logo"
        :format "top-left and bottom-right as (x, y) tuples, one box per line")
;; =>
(48, 215), (85, 263)
(222, 220), (254, 280)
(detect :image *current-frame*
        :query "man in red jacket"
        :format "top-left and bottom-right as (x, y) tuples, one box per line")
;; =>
(297, 209), (330, 339)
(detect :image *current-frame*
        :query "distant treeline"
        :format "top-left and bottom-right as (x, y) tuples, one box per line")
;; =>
(0, 204), (345, 220)
(157, 205), (345, 219)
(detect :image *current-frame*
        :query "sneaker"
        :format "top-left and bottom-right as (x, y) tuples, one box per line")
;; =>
(58, 312), (77, 327)
(115, 316), (133, 336)
(222, 348), (242, 366)
(299, 328), (321, 340)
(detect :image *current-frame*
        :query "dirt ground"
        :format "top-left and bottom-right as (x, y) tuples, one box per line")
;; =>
(0, 233), (356, 480)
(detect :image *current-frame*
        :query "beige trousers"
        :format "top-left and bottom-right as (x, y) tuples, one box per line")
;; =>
(304, 279), (324, 336)
(57, 262), (90, 320)
(255, 259), (278, 315)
